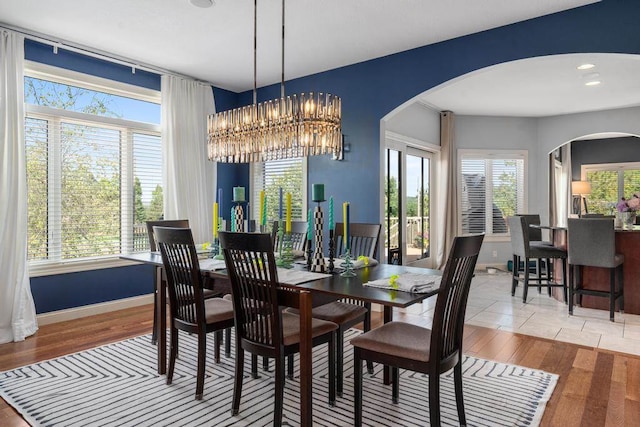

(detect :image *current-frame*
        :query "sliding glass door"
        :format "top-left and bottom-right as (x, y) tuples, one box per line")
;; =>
(385, 145), (434, 267)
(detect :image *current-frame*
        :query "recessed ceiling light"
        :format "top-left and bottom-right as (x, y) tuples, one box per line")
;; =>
(190, 0), (214, 8)
(577, 63), (595, 70)
(585, 80), (601, 86)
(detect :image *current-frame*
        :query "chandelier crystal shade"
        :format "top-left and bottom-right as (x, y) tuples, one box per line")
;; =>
(208, 92), (342, 163)
(207, 0), (342, 163)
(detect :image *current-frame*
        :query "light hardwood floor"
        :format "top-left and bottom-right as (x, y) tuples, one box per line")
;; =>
(1, 304), (639, 426)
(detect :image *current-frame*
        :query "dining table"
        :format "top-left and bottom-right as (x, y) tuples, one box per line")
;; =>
(120, 252), (440, 426)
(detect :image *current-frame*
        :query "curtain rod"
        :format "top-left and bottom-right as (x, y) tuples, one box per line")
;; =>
(0, 22), (218, 88)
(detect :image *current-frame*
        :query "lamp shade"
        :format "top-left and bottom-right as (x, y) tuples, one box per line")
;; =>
(571, 180), (591, 195)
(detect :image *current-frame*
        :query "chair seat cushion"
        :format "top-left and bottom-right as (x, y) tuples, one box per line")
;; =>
(203, 298), (234, 323)
(350, 321), (431, 363)
(312, 301), (368, 324)
(281, 312), (338, 346)
(529, 242), (567, 259)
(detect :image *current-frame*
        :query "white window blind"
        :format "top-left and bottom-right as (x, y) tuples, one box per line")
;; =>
(251, 158), (306, 231)
(24, 64), (161, 269)
(459, 151), (526, 236)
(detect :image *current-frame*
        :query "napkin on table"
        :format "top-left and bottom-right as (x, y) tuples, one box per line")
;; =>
(364, 273), (441, 293)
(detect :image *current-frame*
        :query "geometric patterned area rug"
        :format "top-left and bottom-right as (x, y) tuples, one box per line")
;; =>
(0, 329), (557, 427)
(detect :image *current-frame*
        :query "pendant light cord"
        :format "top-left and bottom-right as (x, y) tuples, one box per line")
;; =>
(281, 0), (285, 99)
(253, 0), (257, 105)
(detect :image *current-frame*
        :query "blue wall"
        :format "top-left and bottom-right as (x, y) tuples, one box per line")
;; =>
(27, 0), (640, 313)
(571, 137), (640, 181)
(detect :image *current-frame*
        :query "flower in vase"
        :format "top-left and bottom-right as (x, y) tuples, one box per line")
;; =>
(618, 193), (640, 212)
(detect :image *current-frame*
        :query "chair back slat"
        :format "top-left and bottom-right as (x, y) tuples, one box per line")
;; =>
(334, 223), (381, 258)
(272, 220), (308, 252)
(431, 234), (484, 362)
(220, 231), (282, 349)
(146, 219), (190, 251)
(154, 226), (204, 326)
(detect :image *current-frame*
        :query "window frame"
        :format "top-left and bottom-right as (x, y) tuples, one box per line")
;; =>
(250, 157), (308, 230)
(24, 62), (161, 277)
(458, 149), (528, 242)
(581, 161), (640, 214)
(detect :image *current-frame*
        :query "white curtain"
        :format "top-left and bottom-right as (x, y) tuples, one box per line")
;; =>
(0, 30), (38, 344)
(436, 111), (457, 269)
(161, 75), (216, 243)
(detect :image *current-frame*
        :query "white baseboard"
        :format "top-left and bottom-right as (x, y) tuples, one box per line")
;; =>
(37, 294), (154, 326)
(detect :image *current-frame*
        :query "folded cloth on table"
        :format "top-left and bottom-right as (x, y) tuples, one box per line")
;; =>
(364, 273), (441, 293)
(340, 256), (378, 270)
(277, 268), (332, 285)
(199, 258), (227, 271)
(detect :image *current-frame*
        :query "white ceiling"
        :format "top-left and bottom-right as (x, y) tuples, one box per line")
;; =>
(3, 0), (636, 118)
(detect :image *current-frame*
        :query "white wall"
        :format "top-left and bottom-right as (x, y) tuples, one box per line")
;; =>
(385, 102), (440, 144)
(456, 115), (539, 264)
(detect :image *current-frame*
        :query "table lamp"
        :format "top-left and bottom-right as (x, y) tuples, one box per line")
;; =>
(571, 180), (591, 216)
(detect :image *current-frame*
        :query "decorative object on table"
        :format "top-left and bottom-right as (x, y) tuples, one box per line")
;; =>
(233, 186), (246, 232)
(259, 190), (267, 232)
(340, 201), (355, 277)
(276, 194), (294, 268)
(306, 208), (313, 271)
(206, 0), (341, 164)
(571, 180), (591, 216)
(616, 193), (639, 229)
(311, 185), (326, 273)
(328, 196), (335, 273)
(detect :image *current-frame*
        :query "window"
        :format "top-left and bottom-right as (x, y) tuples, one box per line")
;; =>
(582, 162), (640, 214)
(458, 150), (527, 237)
(251, 158), (307, 230)
(25, 63), (161, 274)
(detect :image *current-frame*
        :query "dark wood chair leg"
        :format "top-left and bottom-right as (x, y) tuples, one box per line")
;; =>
(274, 356), (285, 426)
(610, 268), (616, 322)
(364, 309), (374, 375)
(568, 264), (575, 315)
(428, 372), (441, 427)
(214, 330), (221, 363)
(336, 328), (344, 397)
(619, 264), (624, 312)
(151, 291), (158, 345)
(328, 332), (336, 406)
(511, 255), (518, 296)
(263, 356), (269, 372)
(354, 350), (363, 427)
(522, 259), (530, 303)
(224, 328), (231, 358)
(391, 366), (399, 404)
(454, 359), (466, 426)
(195, 332), (206, 400)
(287, 354), (294, 379)
(231, 344), (244, 415)
(251, 354), (259, 379)
(167, 326), (178, 385)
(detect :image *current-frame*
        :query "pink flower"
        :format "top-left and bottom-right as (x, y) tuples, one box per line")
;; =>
(627, 196), (640, 211)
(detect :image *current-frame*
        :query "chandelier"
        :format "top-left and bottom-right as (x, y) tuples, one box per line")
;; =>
(207, 0), (342, 163)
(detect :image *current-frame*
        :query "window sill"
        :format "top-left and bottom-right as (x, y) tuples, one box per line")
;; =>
(29, 256), (144, 277)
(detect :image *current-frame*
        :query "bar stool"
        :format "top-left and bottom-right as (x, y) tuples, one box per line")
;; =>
(567, 218), (624, 322)
(507, 216), (567, 303)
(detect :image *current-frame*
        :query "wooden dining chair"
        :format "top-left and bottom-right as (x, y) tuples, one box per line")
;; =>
(146, 219), (190, 345)
(308, 222), (381, 396)
(351, 233), (484, 426)
(271, 220), (308, 253)
(219, 231), (338, 425)
(154, 226), (235, 400)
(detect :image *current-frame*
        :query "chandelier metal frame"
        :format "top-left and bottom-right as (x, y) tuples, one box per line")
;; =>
(207, 0), (342, 163)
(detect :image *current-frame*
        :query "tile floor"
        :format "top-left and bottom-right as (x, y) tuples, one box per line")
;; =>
(397, 271), (640, 357)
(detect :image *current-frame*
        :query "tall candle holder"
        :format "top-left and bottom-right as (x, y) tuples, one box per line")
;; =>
(328, 229), (335, 273)
(234, 204), (244, 232)
(340, 248), (356, 277)
(311, 202), (326, 273)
